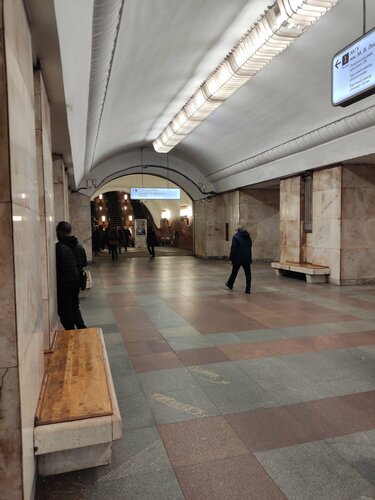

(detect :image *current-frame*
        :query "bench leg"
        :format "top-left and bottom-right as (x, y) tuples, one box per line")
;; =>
(274, 269), (282, 277)
(306, 274), (327, 284)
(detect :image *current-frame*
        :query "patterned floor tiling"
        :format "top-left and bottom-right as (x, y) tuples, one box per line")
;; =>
(130, 351), (184, 373)
(176, 347), (231, 366)
(174, 454), (286, 500)
(37, 258), (375, 500)
(158, 416), (249, 467)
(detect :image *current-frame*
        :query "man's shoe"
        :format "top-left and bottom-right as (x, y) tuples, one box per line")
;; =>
(245, 290), (251, 294)
(225, 282), (233, 290)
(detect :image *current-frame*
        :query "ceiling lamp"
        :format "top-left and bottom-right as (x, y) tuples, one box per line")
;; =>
(153, 0), (340, 153)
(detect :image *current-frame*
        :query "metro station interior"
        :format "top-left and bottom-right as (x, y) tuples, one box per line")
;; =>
(2, 0), (375, 498)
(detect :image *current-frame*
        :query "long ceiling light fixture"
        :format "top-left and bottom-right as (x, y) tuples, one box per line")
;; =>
(153, 0), (340, 153)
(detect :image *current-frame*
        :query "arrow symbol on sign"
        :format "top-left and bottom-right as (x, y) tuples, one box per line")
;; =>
(335, 59), (341, 69)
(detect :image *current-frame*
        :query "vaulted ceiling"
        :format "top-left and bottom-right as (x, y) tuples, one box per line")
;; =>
(26, 0), (375, 199)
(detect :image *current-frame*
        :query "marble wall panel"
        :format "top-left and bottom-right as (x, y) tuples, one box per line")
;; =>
(314, 165), (342, 191)
(343, 164), (375, 189)
(53, 158), (70, 223)
(312, 219), (341, 250)
(0, 202), (16, 367)
(12, 203), (43, 362)
(240, 189), (279, 261)
(313, 247), (341, 283)
(0, 14), (10, 204)
(194, 200), (206, 257)
(340, 249), (375, 283)
(341, 165), (375, 283)
(70, 192), (92, 262)
(280, 177), (301, 262)
(3, 0), (33, 103)
(0, 367), (22, 499)
(341, 219), (366, 249)
(5, 41), (38, 212)
(314, 189), (341, 220)
(19, 330), (44, 499)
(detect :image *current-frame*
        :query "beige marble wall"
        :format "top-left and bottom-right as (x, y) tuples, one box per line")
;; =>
(240, 189), (279, 261)
(35, 70), (58, 349)
(310, 166), (342, 283)
(193, 192), (240, 258)
(53, 157), (70, 224)
(70, 192), (93, 262)
(341, 164), (375, 284)
(3, 0), (45, 498)
(194, 200), (207, 257)
(279, 177), (301, 262)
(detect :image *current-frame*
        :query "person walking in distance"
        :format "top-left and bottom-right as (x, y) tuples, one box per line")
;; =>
(146, 226), (158, 258)
(107, 224), (119, 261)
(56, 221), (87, 329)
(225, 226), (252, 294)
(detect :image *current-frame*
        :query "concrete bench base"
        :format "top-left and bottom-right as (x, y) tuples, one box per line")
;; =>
(34, 328), (122, 476)
(271, 262), (330, 284)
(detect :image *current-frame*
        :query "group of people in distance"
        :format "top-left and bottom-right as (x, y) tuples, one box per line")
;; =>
(92, 224), (132, 260)
(55, 221), (253, 332)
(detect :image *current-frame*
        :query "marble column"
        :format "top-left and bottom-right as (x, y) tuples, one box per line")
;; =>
(279, 177), (301, 263)
(70, 191), (93, 262)
(35, 70), (58, 350)
(53, 157), (70, 224)
(1, 0), (45, 498)
(240, 188), (279, 261)
(341, 164), (375, 284)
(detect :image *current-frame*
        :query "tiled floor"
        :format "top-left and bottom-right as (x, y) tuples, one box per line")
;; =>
(36, 255), (375, 499)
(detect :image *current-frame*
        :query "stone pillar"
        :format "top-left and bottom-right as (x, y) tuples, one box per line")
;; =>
(53, 157), (70, 224)
(341, 164), (375, 284)
(279, 177), (301, 263)
(240, 188), (279, 261)
(311, 166), (342, 284)
(0, 0), (45, 497)
(70, 192), (93, 262)
(35, 70), (58, 349)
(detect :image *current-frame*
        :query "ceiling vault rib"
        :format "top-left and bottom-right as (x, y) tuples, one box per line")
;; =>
(84, 0), (126, 176)
(206, 104), (375, 182)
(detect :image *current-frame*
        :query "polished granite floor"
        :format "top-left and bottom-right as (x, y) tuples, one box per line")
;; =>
(36, 255), (375, 499)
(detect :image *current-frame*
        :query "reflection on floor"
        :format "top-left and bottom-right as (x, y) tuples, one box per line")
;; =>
(36, 258), (375, 499)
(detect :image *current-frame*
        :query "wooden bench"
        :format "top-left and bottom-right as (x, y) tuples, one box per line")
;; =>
(34, 327), (122, 476)
(271, 261), (330, 283)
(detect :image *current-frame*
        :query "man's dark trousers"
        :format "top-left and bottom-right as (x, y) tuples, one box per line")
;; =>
(227, 262), (251, 292)
(57, 281), (86, 330)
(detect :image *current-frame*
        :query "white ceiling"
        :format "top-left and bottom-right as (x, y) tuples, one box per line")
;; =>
(31, 0), (375, 195)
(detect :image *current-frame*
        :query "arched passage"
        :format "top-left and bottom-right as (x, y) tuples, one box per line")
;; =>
(90, 173), (195, 255)
(79, 148), (215, 201)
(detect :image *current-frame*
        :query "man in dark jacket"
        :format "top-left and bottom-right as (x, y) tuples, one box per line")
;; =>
(56, 221), (87, 329)
(146, 226), (158, 258)
(225, 227), (252, 294)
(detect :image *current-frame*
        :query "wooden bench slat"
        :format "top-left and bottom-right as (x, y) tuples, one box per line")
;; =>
(35, 328), (113, 426)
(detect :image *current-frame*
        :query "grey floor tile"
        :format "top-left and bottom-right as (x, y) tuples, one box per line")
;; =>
(201, 377), (274, 413)
(158, 324), (201, 339)
(255, 440), (375, 500)
(113, 373), (144, 397)
(187, 361), (250, 388)
(138, 367), (199, 395)
(100, 323), (120, 334)
(147, 386), (220, 424)
(86, 469), (184, 500)
(236, 357), (334, 405)
(118, 394), (155, 430)
(326, 430), (375, 486)
(96, 427), (172, 481)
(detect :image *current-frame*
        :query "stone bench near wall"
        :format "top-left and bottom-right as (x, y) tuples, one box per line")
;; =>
(34, 328), (122, 476)
(271, 261), (330, 284)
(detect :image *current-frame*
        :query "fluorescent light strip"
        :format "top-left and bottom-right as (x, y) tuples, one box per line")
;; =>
(153, 0), (340, 153)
